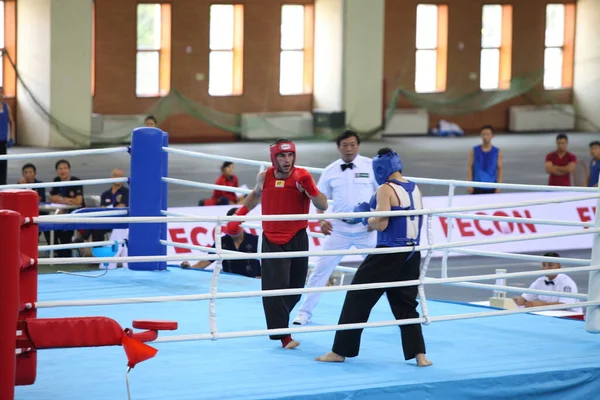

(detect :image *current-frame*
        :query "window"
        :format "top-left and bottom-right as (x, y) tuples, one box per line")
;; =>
(136, 3), (171, 97)
(480, 5), (513, 91)
(544, 3), (576, 90)
(279, 4), (314, 96)
(209, 4), (244, 96)
(415, 4), (448, 93)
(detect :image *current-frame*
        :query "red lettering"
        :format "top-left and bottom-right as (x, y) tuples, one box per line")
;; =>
(190, 226), (209, 247)
(513, 210), (536, 233)
(577, 206), (596, 229)
(456, 218), (475, 237)
(473, 212), (494, 235)
(308, 221), (322, 246)
(438, 217), (449, 237)
(492, 211), (514, 234)
(168, 228), (191, 254)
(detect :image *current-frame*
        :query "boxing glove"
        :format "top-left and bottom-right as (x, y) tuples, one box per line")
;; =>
(226, 206), (249, 236)
(369, 192), (378, 210)
(352, 202), (371, 225)
(294, 168), (319, 197)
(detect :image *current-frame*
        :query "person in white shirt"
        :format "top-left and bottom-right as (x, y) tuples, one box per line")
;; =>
(514, 252), (582, 313)
(293, 130), (378, 325)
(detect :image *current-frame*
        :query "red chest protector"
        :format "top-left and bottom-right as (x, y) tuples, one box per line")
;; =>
(261, 167), (310, 244)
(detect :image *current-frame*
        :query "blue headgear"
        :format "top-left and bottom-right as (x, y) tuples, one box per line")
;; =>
(372, 150), (403, 185)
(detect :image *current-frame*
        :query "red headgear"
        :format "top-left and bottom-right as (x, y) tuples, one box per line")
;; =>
(269, 141), (296, 169)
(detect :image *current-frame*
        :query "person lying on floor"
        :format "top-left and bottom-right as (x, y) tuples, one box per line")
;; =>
(180, 207), (261, 278)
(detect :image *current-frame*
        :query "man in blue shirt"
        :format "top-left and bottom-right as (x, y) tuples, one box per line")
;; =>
(467, 125), (503, 194)
(587, 141), (600, 187)
(180, 208), (261, 278)
(0, 88), (16, 185)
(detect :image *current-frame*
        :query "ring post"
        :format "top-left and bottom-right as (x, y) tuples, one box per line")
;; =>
(0, 210), (21, 400)
(585, 186), (600, 333)
(129, 127), (167, 271)
(0, 189), (40, 387)
(160, 132), (169, 271)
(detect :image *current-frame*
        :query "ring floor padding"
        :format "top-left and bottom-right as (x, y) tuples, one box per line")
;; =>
(16, 268), (600, 400)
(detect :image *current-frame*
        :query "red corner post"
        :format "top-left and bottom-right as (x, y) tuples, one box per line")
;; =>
(0, 189), (40, 387)
(0, 210), (22, 400)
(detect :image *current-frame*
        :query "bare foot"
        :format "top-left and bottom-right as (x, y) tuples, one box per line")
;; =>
(416, 353), (432, 367)
(315, 352), (345, 362)
(284, 339), (300, 349)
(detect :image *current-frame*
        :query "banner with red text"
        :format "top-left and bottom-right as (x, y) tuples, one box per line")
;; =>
(165, 191), (596, 264)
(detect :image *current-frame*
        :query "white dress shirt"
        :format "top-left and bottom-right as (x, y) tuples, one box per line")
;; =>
(522, 273), (582, 313)
(317, 154), (378, 234)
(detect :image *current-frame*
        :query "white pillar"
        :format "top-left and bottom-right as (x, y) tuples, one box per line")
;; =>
(313, 0), (385, 136)
(573, 0), (600, 132)
(17, 0), (92, 148)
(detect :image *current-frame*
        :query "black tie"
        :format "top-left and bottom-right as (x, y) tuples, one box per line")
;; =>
(545, 280), (554, 286)
(341, 163), (354, 171)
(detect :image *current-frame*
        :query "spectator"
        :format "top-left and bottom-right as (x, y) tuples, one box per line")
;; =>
(199, 162), (241, 206)
(19, 163), (46, 203)
(545, 133), (577, 187)
(0, 87), (16, 186)
(48, 159), (85, 257)
(180, 207), (261, 278)
(466, 125), (503, 194)
(586, 141), (600, 187)
(144, 115), (158, 127)
(513, 252), (582, 313)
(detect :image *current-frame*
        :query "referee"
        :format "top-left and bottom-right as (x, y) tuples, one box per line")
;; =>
(293, 130), (377, 325)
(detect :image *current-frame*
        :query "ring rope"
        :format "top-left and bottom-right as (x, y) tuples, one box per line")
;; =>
(162, 147), (597, 193)
(2, 177), (128, 191)
(0, 146), (129, 161)
(32, 192), (600, 225)
(39, 239), (126, 252)
(32, 263), (597, 309)
(150, 300), (600, 344)
(35, 227), (600, 266)
(50, 210), (129, 219)
(418, 214), (434, 325)
(449, 248), (591, 265)
(208, 223), (223, 340)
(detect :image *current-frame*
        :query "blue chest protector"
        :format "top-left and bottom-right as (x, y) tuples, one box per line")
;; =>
(377, 180), (423, 248)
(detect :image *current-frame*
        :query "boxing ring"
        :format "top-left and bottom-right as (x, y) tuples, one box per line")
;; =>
(1, 127), (600, 400)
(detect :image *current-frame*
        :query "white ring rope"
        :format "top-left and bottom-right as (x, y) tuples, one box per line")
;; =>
(39, 239), (126, 252)
(50, 210), (129, 219)
(150, 300), (600, 344)
(36, 226), (600, 266)
(33, 263), (598, 309)
(437, 212), (594, 228)
(1, 177), (128, 190)
(0, 146), (129, 161)
(32, 192), (600, 225)
(418, 215), (434, 325)
(159, 239), (358, 274)
(163, 147), (597, 193)
(448, 248), (591, 265)
(208, 223), (223, 340)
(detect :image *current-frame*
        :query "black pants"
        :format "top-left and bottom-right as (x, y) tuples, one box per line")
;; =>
(261, 229), (309, 340)
(54, 230), (74, 258)
(0, 141), (6, 186)
(472, 187), (496, 195)
(332, 249), (426, 360)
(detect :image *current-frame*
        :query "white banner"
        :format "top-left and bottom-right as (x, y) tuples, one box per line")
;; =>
(165, 191), (597, 264)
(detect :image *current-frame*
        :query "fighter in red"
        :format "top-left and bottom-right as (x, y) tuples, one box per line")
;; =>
(227, 139), (329, 349)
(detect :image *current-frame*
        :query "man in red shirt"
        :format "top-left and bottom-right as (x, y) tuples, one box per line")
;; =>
(227, 139), (329, 349)
(212, 162), (240, 205)
(545, 133), (577, 187)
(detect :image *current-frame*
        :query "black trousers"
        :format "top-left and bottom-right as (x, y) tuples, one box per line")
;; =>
(472, 187), (496, 195)
(54, 230), (74, 258)
(0, 140), (6, 186)
(332, 249), (426, 360)
(261, 229), (309, 340)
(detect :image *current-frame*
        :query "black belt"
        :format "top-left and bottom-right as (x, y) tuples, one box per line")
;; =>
(340, 219), (359, 225)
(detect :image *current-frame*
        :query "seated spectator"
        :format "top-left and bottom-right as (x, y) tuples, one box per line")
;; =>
(19, 163), (51, 245)
(79, 168), (129, 246)
(199, 162), (242, 206)
(48, 159), (85, 257)
(180, 207), (261, 278)
(144, 115), (158, 127)
(545, 133), (577, 187)
(19, 163), (46, 203)
(513, 252), (582, 313)
(586, 141), (600, 187)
